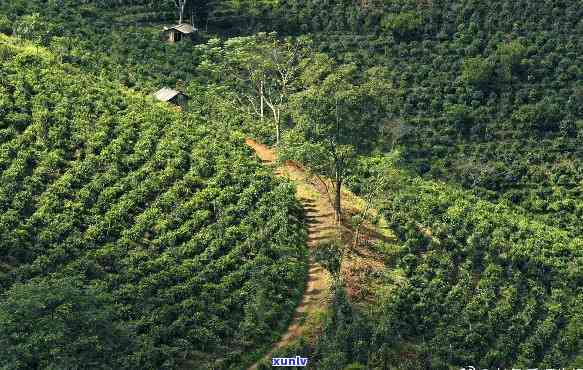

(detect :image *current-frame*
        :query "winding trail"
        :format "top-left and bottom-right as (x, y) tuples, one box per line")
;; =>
(245, 138), (393, 369)
(245, 138), (335, 370)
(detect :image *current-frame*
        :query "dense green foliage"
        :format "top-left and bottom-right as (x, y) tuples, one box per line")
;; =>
(238, 1), (583, 366)
(0, 36), (307, 368)
(237, 0), (583, 236)
(260, 163), (583, 369)
(376, 169), (583, 368)
(1, 0), (582, 368)
(0, 275), (135, 369)
(0, 1), (205, 90)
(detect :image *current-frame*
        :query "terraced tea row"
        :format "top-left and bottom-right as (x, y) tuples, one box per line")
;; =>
(0, 37), (308, 369)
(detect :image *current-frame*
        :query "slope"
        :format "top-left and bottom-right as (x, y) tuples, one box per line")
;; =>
(0, 35), (308, 369)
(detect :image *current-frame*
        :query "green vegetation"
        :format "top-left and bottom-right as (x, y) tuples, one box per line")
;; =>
(380, 11), (423, 40)
(282, 60), (388, 221)
(376, 169), (583, 368)
(1, 0), (582, 369)
(263, 0), (583, 236)
(255, 162), (583, 369)
(0, 35), (307, 368)
(243, 0), (583, 367)
(1, 275), (135, 369)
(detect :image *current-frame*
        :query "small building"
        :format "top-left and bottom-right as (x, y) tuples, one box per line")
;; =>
(154, 88), (189, 109)
(162, 23), (197, 43)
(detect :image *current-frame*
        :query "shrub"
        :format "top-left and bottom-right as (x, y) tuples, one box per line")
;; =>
(381, 12), (423, 39)
(0, 14), (11, 35)
(0, 276), (136, 369)
(461, 56), (495, 88)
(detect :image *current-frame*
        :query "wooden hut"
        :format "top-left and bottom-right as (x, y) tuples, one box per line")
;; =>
(162, 23), (197, 43)
(154, 88), (189, 109)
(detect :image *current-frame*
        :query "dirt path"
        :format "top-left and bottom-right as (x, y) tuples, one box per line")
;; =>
(245, 138), (394, 369)
(246, 138), (335, 370)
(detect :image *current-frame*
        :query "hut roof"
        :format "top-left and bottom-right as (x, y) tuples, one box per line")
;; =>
(166, 23), (196, 34)
(154, 88), (186, 102)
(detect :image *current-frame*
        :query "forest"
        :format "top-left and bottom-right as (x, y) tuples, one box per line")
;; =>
(0, 0), (582, 369)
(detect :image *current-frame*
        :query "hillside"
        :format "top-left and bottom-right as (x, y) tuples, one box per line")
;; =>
(227, 0), (583, 368)
(0, 35), (307, 369)
(0, 0), (582, 369)
(239, 0), (583, 236)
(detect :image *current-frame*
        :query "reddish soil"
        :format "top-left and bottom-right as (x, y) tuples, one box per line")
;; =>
(246, 138), (333, 370)
(245, 138), (389, 369)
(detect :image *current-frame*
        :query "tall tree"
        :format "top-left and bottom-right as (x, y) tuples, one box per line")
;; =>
(202, 33), (311, 146)
(350, 155), (397, 249)
(283, 60), (389, 221)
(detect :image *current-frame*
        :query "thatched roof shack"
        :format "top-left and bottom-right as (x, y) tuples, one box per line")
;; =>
(154, 88), (189, 109)
(163, 23), (197, 43)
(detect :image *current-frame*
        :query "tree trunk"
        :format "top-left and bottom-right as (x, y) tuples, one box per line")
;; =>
(275, 108), (281, 146)
(333, 98), (341, 222)
(334, 175), (342, 223)
(260, 81), (264, 122)
(265, 100), (281, 146)
(179, 0), (186, 23)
